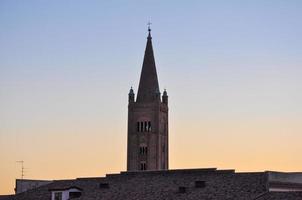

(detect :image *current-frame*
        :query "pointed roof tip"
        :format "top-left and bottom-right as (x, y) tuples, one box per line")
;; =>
(129, 86), (134, 94)
(147, 28), (152, 39)
(163, 89), (168, 96)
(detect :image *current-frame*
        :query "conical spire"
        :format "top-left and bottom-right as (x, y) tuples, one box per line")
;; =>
(136, 28), (160, 103)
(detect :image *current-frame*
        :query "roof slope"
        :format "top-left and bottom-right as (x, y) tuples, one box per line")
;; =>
(7, 169), (269, 200)
(255, 191), (302, 200)
(0, 195), (13, 200)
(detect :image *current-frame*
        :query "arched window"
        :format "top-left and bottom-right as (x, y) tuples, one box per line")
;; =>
(137, 120), (151, 132)
(140, 162), (146, 171)
(144, 121), (147, 132)
(140, 122), (144, 132)
(139, 145), (148, 155)
(137, 122), (140, 132)
(148, 121), (151, 132)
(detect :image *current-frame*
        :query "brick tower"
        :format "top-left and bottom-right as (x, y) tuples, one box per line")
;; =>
(127, 27), (169, 171)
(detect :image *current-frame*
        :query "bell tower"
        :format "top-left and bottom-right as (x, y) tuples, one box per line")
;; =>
(127, 27), (169, 171)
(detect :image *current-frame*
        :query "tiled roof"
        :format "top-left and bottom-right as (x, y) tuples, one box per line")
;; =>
(254, 191), (302, 200)
(9, 169), (302, 200)
(0, 195), (13, 200)
(7, 169), (269, 200)
(269, 181), (302, 191)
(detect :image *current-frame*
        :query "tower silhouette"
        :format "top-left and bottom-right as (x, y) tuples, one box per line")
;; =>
(127, 28), (169, 171)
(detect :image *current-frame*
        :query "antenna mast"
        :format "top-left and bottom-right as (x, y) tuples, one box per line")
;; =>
(16, 160), (25, 179)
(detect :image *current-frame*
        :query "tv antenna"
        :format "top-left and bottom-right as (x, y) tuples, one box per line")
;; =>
(16, 160), (25, 179)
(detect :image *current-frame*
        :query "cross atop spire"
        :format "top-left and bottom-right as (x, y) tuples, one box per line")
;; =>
(147, 21), (152, 39)
(147, 21), (152, 32)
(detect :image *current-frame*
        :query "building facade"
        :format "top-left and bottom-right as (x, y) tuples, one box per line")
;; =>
(15, 179), (52, 194)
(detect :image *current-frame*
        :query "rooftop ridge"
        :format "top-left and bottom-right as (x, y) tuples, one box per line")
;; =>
(110, 168), (237, 176)
(121, 168), (217, 174)
(15, 179), (52, 181)
(76, 177), (105, 181)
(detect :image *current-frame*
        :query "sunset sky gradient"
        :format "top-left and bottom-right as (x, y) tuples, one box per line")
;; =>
(1, 0), (302, 194)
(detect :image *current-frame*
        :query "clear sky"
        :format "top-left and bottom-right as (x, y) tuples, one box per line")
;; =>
(1, 0), (302, 195)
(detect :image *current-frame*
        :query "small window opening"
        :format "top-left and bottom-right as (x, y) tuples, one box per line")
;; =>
(144, 121), (147, 132)
(137, 122), (140, 132)
(139, 146), (148, 155)
(140, 162), (146, 170)
(148, 121), (151, 132)
(99, 183), (109, 189)
(195, 181), (206, 188)
(178, 186), (186, 193)
(69, 191), (82, 199)
(136, 121), (152, 133)
(140, 122), (144, 132)
(54, 192), (62, 200)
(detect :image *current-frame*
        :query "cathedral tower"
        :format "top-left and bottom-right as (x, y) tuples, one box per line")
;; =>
(127, 28), (169, 171)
